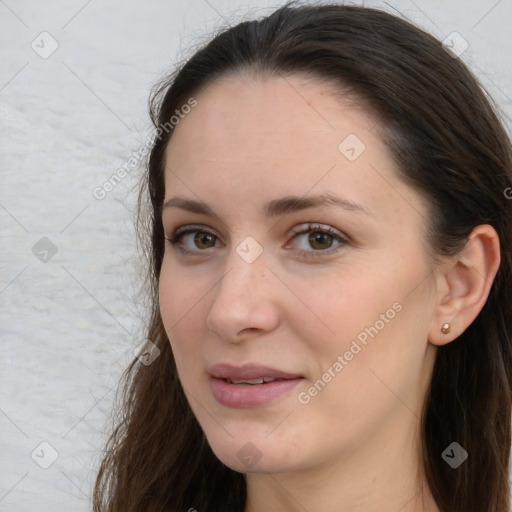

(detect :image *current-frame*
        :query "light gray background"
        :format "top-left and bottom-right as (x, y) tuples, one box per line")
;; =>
(1, 1), (511, 510)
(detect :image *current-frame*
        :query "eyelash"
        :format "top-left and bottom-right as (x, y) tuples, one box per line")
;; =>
(164, 223), (350, 259)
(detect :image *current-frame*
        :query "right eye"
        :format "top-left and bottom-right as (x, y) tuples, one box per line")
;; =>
(165, 225), (223, 254)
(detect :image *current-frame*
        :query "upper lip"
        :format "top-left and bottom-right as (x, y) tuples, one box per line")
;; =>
(209, 363), (303, 380)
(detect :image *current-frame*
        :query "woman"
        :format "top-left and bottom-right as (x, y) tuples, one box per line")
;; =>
(94, 2), (512, 511)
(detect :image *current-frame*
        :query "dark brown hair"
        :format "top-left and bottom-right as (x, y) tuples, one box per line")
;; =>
(94, 3), (512, 511)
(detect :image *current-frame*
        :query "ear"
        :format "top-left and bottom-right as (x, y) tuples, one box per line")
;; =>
(428, 224), (501, 346)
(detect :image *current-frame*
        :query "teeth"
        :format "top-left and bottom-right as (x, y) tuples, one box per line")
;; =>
(230, 378), (264, 384)
(227, 377), (278, 385)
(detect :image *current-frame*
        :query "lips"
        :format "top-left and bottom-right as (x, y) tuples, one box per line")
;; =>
(208, 363), (305, 408)
(209, 362), (303, 381)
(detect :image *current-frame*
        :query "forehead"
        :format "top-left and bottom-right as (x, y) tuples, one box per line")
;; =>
(162, 73), (427, 231)
(165, 73), (378, 176)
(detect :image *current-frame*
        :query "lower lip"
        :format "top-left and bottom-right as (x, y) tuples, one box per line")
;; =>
(210, 377), (304, 408)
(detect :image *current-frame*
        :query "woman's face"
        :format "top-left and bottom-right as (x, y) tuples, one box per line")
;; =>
(159, 73), (439, 474)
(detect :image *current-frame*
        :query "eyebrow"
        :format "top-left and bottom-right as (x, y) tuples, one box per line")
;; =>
(162, 193), (372, 219)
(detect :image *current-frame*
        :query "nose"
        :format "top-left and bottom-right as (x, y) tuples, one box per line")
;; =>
(206, 249), (280, 342)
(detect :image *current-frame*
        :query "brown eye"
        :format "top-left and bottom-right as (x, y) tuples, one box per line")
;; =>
(165, 226), (221, 254)
(194, 232), (217, 249)
(308, 231), (335, 250)
(287, 223), (349, 258)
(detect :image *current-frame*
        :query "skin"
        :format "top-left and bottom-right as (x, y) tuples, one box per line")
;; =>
(158, 72), (500, 512)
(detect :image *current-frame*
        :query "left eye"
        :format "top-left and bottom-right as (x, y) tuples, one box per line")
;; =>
(287, 224), (348, 253)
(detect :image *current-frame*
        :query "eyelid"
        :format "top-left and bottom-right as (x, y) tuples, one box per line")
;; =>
(287, 223), (348, 242)
(168, 224), (220, 240)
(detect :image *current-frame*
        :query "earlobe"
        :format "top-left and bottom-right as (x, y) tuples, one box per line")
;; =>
(428, 224), (501, 346)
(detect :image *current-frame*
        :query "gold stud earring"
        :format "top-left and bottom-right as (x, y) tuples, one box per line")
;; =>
(441, 323), (450, 334)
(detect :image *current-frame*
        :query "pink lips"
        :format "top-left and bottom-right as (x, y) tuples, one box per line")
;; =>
(209, 363), (304, 408)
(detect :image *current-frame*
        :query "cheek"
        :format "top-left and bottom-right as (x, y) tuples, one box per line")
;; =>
(287, 255), (432, 402)
(158, 256), (212, 324)
(285, 264), (401, 357)
(158, 264), (208, 371)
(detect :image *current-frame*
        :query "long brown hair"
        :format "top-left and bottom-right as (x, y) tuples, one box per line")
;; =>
(93, 3), (512, 510)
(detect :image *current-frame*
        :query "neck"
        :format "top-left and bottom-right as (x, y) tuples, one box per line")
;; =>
(243, 409), (440, 512)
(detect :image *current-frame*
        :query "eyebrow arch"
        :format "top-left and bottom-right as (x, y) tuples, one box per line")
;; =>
(162, 193), (372, 218)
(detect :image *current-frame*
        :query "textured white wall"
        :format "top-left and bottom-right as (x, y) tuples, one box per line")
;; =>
(1, 1), (511, 510)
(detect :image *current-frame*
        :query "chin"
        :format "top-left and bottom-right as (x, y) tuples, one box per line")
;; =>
(205, 432), (303, 474)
